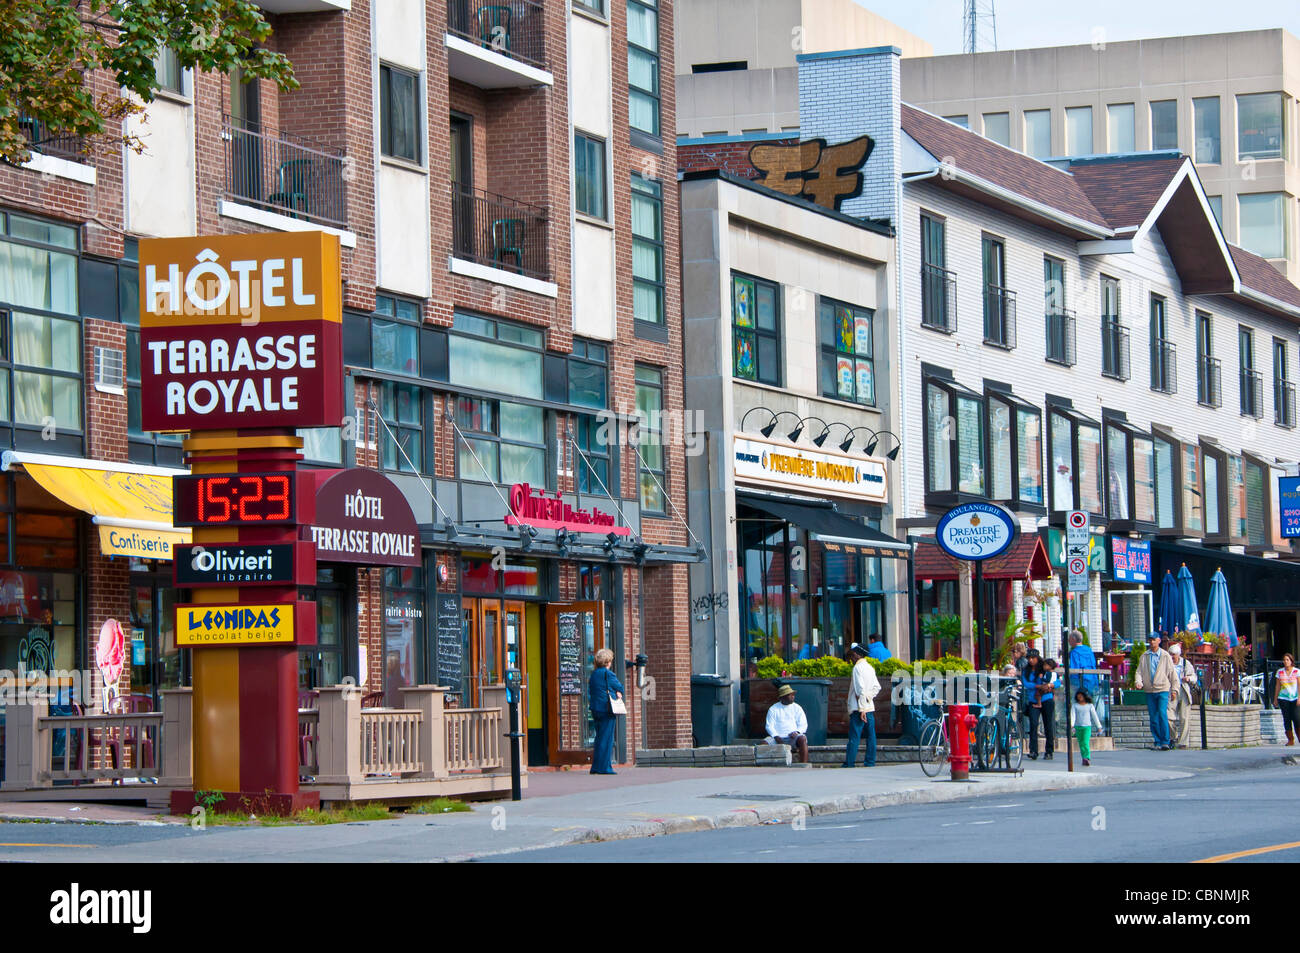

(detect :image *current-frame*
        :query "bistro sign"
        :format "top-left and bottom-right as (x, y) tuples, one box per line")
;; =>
(506, 483), (630, 535)
(305, 468), (420, 567)
(733, 433), (886, 503)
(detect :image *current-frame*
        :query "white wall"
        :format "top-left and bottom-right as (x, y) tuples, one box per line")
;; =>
(569, 7), (615, 339)
(572, 220), (615, 339)
(125, 99), (196, 237)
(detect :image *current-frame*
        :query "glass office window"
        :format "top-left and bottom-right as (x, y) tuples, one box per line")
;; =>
(1239, 193), (1286, 260)
(1107, 103), (1135, 153)
(1066, 106), (1093, 156)
(1024, 109), (1052, 158)
(1150, 100), (1178, 150)
(1238, 92), (1284, 160)
(1194, 97), (1221, 163)
(982, 112), (1010, 146)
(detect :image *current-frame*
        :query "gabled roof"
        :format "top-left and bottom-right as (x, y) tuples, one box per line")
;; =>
(1229, 243), (1300, 315)
(1066, 155), (1185, 230)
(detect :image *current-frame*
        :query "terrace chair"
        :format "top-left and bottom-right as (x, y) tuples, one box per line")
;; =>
(491, 217), (525, 274)
(476, 5), (512, 54)
(269, 158), (314, 219)
(361, 690), (385, 710)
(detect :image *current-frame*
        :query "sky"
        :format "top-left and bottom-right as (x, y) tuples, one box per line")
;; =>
(859, 0), (1300, 56)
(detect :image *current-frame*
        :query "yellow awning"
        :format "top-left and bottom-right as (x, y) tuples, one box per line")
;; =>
(2, 451), (190, 561)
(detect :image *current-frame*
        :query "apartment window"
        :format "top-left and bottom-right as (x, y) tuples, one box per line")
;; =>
(1207, 195), (1223, 227)
(371, 294), (421, 377)
(1103, 418), (1156, 526)
(1024, 109), (1052, 158)
(924, 376), (984, 498)
(455, 396), (546, 487)
(1196, 311), (1221, 407)
(1044, 256), (1074, 365)
(1240, 326), (1262, 418)
(1105, 423), (1130, 521)
(1183, 441), (1205, 534)
(1065, 106), (1093, 156)
(1244, 456), (1268, 547)
(1100, 275), (1128, 380)
(1149, 294), (1175, 394)
(732, 273), (780, 386)
(1226, 453), (1247, 540)
(568, 339), (608, 410)
(1238, 92), (1284, 160)
(1150, 100), (1178, 150)
(1239, 193), (1287, 260)
(574, 133), (607, 219)
(153, 47), (185, 96)
(1107, 103), (1135, 153)
(379, 64), (421, 163)
(818, 297), (874, 405)
(1194, 97), (1221, 163)
(634, 365), (666, 514)
(920, 214), (954, 332)
(627, 0), (660, 137)
(575, 414), (611, 495)
(1048, 406), (1102, 515)
(631, 175), (664, 327)
(1153, 432), (1176, 531)
(574, 0), (605, 14)
(449, 312), (543, 400)
(944, 115), (969, 129)
(982, 112), (1010, 146)
(987, 389), (1043, 509)
(378, 381), (424, 474)
(982, 236), (1014, 348)
(1275, 338), (1296, 428)
(1204, 450), (1220, 537)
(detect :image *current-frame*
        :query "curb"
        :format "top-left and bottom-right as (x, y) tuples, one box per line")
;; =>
(0, 813), (179, 827)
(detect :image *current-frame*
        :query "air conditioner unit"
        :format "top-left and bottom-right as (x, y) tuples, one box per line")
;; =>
(93, 346), (125, 394)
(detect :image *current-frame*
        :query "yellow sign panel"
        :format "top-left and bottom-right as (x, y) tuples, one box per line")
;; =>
(98, 525), (190, 561)
(139, 231), (341, 328)
(176, 604), (295, 646)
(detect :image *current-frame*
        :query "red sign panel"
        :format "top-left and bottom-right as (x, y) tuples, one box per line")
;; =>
(505, 483), (629, 536)
(304, 468), (421, 567)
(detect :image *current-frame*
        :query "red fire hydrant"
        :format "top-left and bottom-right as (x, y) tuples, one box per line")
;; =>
(948, 704), (978, 781)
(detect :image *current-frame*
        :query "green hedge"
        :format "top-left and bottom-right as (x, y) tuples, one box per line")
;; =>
(754, 653), (973, 680)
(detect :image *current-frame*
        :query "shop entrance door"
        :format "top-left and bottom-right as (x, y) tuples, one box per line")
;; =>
(545, 602), (604, 765)
(465, 598), (526, 707)
(129, 575), (182, 712)
(817, 592), (883, 658)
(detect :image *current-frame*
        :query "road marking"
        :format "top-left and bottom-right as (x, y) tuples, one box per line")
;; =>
(0, 842), (96, 848)
(992, 803), (1023, 808)
(941, 822), (960, 827)
(970, 820), (995, 825)
(1194, 840), (1300, 863)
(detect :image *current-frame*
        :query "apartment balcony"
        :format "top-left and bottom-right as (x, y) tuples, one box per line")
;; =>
(1277, 379), (1297, 429)
(451, 183), (551, 283)
(18, 114), (84, 162)
(1045, 310), (1077, 367)
(221, 116), (348, 229)
(1197, 355), (1222, 408)
(1101, 318), (1130, 381)
(1150, 339), (1177, 394)
(1240, 368), (1264, 419)
(982, 285), (1016, 349)
(921, 264), (956, 333)
(445, 0), (553, 89)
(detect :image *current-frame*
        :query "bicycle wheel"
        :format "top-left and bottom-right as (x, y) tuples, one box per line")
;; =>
(1003, 717), (1025, 771)
(974, 719), (996, 771)
(918, 718), (949, 777)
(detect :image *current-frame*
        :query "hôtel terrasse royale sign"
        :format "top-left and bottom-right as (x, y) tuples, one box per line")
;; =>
(733, 432), (887, 503)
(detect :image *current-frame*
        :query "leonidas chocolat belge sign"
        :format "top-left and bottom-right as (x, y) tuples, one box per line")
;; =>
(138, 231), (343, 431)
(306, 468), (420, 567)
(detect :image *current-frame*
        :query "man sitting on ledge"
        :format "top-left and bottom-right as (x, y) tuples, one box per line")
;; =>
(765, 684), (810, 763)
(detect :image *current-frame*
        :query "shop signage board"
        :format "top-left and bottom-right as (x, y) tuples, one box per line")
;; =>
(1110, 537), (1152, 584)
(1281, 476), (1300, 539)
(138, 231), (343, 431)
(557, 611), (582, 695)
(433, 594), (464, 696)
(173, 542), (315, 587)
(733, 433), (887, 503)
(176, 601), (316, 646)
(505, 482), (630, 536)
(935, 502), (1017, 561)
(306, 468), (421, 567)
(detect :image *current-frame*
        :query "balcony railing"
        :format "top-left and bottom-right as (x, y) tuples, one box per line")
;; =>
(1277, 379), (1297, 428)
(1240, 367), (1264, 418)
(447, 0), (546, 69)
(451, 182), (551, 281)
(1046, 310), (1076, 366)
(921, 264), (956, 333)
(222, 115), (348, 228)
(17, 114), (84, 162)
(1151, 338), (1177, 394)
(1101, 318), (1130, 380)
(1198, 355), (1222, 407)
(983, 285), (1016, 349)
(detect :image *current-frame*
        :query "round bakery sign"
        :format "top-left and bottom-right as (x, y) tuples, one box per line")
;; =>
(935, 502), (1018, 561)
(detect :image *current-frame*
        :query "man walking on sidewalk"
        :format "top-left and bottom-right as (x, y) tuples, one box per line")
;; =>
(1167, 642), (1199, 748)
(844, 643), (880, 767)
(1134, 633), (1176, 750)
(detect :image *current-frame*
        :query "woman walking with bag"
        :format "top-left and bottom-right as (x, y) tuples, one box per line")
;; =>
(589, 647), (625, 774)
(1274, 653), (1300, 747)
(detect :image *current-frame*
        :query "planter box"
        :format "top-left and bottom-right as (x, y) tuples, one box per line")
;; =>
(1111, 703), (1262, 748)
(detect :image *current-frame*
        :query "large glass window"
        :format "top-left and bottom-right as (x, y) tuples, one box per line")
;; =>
(818, 297), (874, 405)
(924, 377), (984, 498)
(989, 399), (1012, 501)
(1065, 106), (1093, 156)
(987, 392), (1042, 509)
(1017, 408), (1043, 505)
(574, 132), (607, 219)
(1183, 442), (1204, 534)
(1078, 423), (1101, 515)
(1133, 435), (1155, 524)
(1237, 92), (1284, 160)
(1106, 424), (1130, 521)
(982, 112), (1010, 146)
(569, 339), (607, 410)
(1107, 103), (1135, 153)
(1049, 408), (1101, 514)
(627, 0), (660, 137)
(732, 273), (781, 386)
(1245, 458), (1267, 546)
(1239, 193), (1287, 260)
(1150, 100), (1178, 150)
(455, 396), (546, 487)
(371, 293), (421, 377)
(449, 312), (543, 400)
(1194, 96), (1221, 163)
(378, 381), (423, 474)
(631, 175), (664, 326)
(1227, 454), (1246, 540)
(635, 365), (666, 513)
(382, 566), (422, 707)
(1204, 452), (1220, 536)
(1024, 109), (1052, 158)
(1154, 434), (1175, 530)
(379, 63), (421, 163)
(575, 414), (611, 495)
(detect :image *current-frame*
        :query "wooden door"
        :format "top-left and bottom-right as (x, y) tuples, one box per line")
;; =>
(545, 602), (605, 765)
(461, 598), (480, 707)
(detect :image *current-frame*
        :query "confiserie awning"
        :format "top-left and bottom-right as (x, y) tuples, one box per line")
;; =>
(738, 493), (911, 559)
(1, 450), (189, 560)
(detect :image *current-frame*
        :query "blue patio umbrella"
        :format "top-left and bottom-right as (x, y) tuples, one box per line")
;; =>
(1203, 568), (1239, 648)
(1158, 570), (1183, 638)
(1177, 563), (1203, 638)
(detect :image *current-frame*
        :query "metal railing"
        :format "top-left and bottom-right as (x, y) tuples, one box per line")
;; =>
(1198, 354), (1222, 407)
(1276, 378), (1297, 428)
(1240, 367), (1264, 418)
(451, 182), (551, 281)
(921, 263), (956, 332)
(17, 114), (85, 162)
(1101, 318), (1130, 380)
(222, 115), (348, 228)
(1046, 309), (1076, 366)
(445, 706), (504, 771)
(447, 0), (547, 69)
(1150, 338), (1177, 394)
(983, 285), (1017, 348)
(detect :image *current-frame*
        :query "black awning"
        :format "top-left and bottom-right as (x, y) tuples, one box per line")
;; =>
(738, 494), (911, 559)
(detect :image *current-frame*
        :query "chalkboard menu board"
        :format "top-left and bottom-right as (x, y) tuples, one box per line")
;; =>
(557, 610), (582, 696)
(434, 594), (463, 695)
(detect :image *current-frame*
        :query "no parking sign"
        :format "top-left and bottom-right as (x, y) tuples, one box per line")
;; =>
(1066, 510), (1089, 593)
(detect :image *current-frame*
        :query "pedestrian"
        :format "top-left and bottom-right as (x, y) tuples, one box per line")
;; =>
(1040, 658), (1059, 760)
(765, 684), (810, 763)
(1167, 642), (1199, 748)
(843, 642), (881, 767)
(1022, 650), (1050, 760)
(1274, 653), (1300, 746)
(1067, 630), (1098, 697)
(1072, 689), (1103, 766)
(1133, 632), (1176, 750)
(588, 647), (624, 775)
(866, 633), (892, 661)
(1012, 642), (1029, 677)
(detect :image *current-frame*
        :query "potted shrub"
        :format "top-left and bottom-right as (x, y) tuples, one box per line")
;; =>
(992, 614), (1037, 670)
(920, 613), (962, 659)
(1204, 633), (1229, 655)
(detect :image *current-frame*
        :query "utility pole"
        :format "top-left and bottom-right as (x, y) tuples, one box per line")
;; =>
(962, 0), (998, 54)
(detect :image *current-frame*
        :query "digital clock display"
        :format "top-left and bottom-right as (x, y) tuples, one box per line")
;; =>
(173, 473), (297, 527)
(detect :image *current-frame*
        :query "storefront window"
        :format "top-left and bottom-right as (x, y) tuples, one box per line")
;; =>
(461, 555), (541, 597)
(0, 570), (78, 699)
(383, 566), (423, 707)
(739, 514), (787, 660)
(818, 297), (874, 405)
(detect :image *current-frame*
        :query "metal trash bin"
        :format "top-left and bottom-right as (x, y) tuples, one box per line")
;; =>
(784, 677), (832, 747)
(691, 674), (731, 747)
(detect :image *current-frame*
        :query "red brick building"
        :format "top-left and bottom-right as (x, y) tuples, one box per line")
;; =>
(0, 0), (694, 767)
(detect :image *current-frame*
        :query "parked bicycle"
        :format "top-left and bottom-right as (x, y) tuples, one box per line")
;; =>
(917, 702), (949, 777)
(975, 679), (1024, 771)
